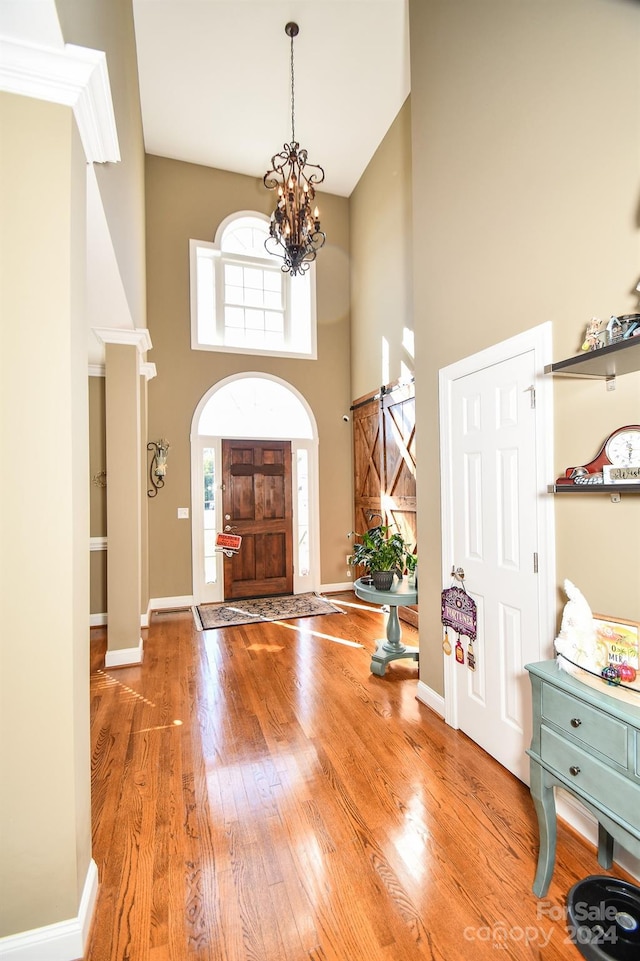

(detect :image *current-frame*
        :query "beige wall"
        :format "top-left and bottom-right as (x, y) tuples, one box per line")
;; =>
(145, 156), (352, 598)
(350, 98), (414, 399)
(90, 549), (107, 616)
(409, 0), (640, 695)
(0, 0), (145, 940)
(89, 376), (107, 538)
(89, 374), (108, 615)
(0, 92), (91, 935)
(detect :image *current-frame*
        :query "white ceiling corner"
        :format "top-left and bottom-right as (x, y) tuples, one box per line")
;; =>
(132, 0), (410, 198)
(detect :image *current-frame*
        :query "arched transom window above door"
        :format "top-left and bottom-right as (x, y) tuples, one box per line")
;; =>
(190, 212), (317, 359)
(197, 376), (314, 439)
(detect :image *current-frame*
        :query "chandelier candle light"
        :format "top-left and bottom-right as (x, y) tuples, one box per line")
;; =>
(263, 22), (325, 276)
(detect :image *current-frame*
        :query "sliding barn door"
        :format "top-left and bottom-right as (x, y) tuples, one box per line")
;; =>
(222, 439), (293, 600)
(381, 383), (417, 557)
(351, 382), (417, 625)
(352, 392), (383, 536)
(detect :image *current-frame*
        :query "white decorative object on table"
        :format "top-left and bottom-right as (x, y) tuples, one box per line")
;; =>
(555, 579), (640, 703)
(554, 579), (601, 674)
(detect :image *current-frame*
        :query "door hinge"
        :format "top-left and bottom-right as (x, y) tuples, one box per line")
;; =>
(533, 552), (539, 573)
(524, 385), (536, 409)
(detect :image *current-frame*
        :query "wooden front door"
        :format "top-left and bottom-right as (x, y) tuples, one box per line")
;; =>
(222, 439), (293, 600)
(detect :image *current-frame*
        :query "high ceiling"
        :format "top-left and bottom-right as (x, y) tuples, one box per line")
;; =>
(132, 0), (411, 198)
(0, 0), (410, 362)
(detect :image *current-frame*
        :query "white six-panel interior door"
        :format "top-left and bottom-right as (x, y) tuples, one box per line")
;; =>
(439, 323), (556, 782)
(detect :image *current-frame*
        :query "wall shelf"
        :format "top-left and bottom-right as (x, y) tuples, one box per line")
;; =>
(549, 484), (640, 494)
(545, 337), (640, 378)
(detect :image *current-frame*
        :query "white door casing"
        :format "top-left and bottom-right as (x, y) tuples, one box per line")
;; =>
(190, 373), (320, 605)
(439, 323), (556, 782)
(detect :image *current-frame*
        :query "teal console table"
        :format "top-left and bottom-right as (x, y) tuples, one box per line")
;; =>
(526, 660), (640, 897)
(354, 577), (418, 676)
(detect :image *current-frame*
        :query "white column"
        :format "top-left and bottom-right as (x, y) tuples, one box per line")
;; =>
(95, 328), (152, 666)
(140, 363), (157, 625)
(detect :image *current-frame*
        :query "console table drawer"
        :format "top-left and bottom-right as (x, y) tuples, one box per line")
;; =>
(541, 681), (627, 766)
(540, 725), (638, 826)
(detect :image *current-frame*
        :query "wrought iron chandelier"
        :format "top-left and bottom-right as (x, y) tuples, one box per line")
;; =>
(263, 22), (326, 276)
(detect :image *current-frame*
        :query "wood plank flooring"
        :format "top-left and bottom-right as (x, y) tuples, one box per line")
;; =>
(86, 593), (631, 960)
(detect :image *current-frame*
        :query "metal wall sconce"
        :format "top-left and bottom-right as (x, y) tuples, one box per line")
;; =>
(147, 439), (170, 497)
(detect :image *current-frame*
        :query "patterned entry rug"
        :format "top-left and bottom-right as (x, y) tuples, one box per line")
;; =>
(193, 592), (344, 631)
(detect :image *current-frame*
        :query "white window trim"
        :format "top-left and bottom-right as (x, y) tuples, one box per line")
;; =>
(189, 212), (318, 360)
(291, 438), (319, 595)
(191, 435), (222, 605)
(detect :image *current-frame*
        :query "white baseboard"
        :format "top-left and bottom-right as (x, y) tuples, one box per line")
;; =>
(0, 858), (98, 961)
(416, 680), (445, 718)
(104, 637), (143, 668)
(148, 595), (194, 614)
(320, 581), (354, 594)
(556, 789), (640, 882)
(90, 613), (150, 628)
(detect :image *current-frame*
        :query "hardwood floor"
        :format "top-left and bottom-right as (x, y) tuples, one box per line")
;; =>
(86, 593), (629, 960)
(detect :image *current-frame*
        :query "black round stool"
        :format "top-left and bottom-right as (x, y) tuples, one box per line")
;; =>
(566, 876), (640, 960)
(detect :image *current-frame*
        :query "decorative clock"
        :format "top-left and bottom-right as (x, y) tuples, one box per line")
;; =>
(556, 425), (640, 486)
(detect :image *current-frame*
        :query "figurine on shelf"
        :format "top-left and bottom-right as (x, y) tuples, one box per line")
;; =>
(581, 318), (605, 352)
(606, 315), (623, 345)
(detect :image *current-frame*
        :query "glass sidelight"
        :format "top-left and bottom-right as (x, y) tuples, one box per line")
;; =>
(203, 447), (217, 585)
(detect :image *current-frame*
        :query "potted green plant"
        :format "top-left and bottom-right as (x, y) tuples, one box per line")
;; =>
(348, 524), (407, 591)
(405, 550), (418, 587)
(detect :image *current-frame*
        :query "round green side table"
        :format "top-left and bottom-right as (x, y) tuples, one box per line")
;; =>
(354, 577), (419, 676)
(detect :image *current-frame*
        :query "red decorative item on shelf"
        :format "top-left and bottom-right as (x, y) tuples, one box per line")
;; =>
(618, 663), (637, 684)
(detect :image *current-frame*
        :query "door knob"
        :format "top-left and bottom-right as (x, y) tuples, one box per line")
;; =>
(570, 718), (582, 728)
(569, 765), (581, 776)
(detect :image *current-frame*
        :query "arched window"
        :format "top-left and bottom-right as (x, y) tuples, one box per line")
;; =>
(190, 212), (316, 359)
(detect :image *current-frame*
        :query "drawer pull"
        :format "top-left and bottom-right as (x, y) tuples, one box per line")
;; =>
(570, 718), (582, 728)
(569, 765), (581, 776)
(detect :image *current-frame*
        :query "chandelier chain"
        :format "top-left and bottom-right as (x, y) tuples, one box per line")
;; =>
(263, 21), (325, 276)
(290, 28), (295, 143)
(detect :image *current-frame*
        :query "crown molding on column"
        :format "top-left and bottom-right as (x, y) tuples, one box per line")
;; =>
(141, 363), (157, 381)
(88, 364), (106, 378)
(93, 328), (153, 354)
(0, 37), (120, 164)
